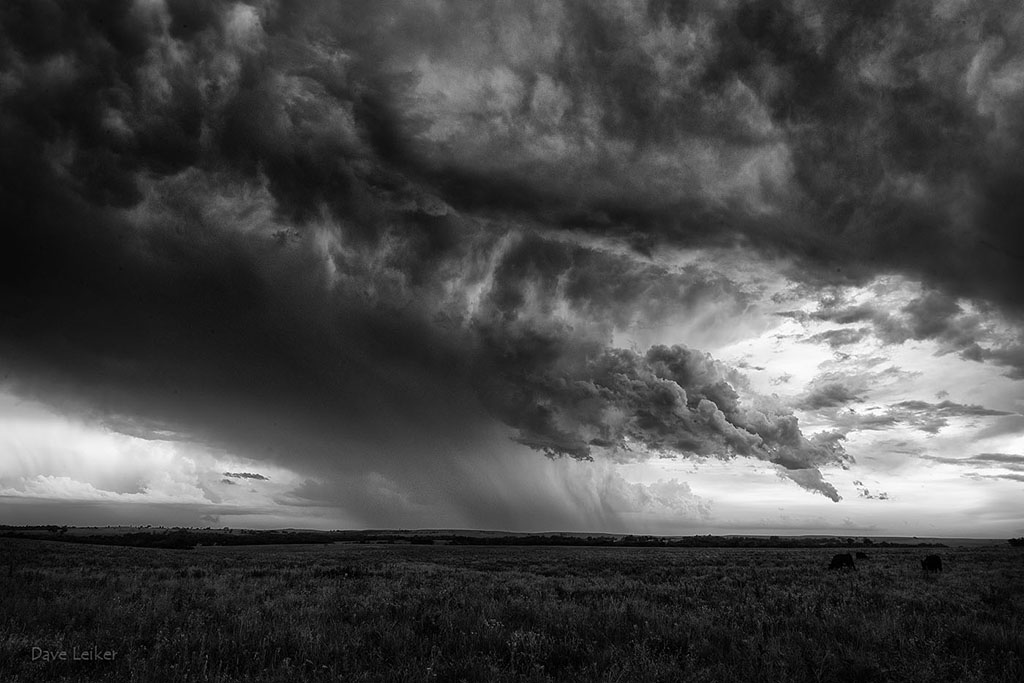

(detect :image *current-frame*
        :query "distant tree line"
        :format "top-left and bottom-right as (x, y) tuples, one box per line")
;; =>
(337, 532), (948, 549)
(0, 528), (334, 549)
(1009, 537), (1024, 547)
(442, 534), (946, 549)
(0, 527), (963, 549)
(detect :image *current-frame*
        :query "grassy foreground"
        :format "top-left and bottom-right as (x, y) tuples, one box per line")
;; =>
(1, 539), (1021, 682)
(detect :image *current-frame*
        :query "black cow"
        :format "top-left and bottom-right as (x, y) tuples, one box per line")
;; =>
(855, 551), (869, 560)
(921, 555), (942, 573)
(829, 553), (856, 570)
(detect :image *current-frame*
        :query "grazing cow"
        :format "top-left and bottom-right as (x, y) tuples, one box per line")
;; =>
(829, 553), (856, 571)
(855, 551), (869, 560)
(921, 555), (942, 573)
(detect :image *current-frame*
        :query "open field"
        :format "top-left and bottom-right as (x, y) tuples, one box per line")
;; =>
(1, 539), (1022, 682)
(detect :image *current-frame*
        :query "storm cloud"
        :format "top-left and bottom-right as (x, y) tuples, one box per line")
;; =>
(2, 0), (1024, 525)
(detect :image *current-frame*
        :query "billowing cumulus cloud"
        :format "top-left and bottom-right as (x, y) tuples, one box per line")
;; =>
(475, 336), (849, 499)
(2, 0), (1024, 529)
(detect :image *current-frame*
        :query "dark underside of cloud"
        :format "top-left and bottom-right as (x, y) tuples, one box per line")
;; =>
(3, 0), (1024, 514)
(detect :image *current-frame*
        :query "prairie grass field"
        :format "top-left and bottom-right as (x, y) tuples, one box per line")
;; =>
(1, 539), (1022, 682)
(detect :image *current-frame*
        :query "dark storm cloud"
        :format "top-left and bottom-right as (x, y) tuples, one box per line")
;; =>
(7, 0), (1024, 303)
(340, 0), (1024, 376)
(0, 0), (492, 483)
(371, 0), (1024, 322)
(473, 330), (849, 500)
(8, 0), (1024, 520)
(490, 232), (749, 329)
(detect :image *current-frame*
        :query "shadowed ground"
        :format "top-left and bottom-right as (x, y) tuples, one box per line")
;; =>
(1, 539), (1021, 682)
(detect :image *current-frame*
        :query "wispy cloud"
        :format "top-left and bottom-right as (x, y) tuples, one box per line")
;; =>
(223, 472), (270, 481)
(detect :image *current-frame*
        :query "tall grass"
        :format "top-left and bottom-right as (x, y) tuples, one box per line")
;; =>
(1, 540), (1021, 682)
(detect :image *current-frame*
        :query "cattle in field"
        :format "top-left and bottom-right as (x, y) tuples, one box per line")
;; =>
(921, 555), (942, 573)
(829, 553), (856, 570)
(855, 551), (869, 560)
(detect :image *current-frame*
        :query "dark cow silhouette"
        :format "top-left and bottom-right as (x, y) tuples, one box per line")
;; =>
(829, 553), (856, 570)
(855, 551), (869, 560)
(921, 555), (942, 573)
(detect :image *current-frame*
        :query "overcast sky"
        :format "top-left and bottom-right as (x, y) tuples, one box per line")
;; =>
(2, 0), (1023, 537)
